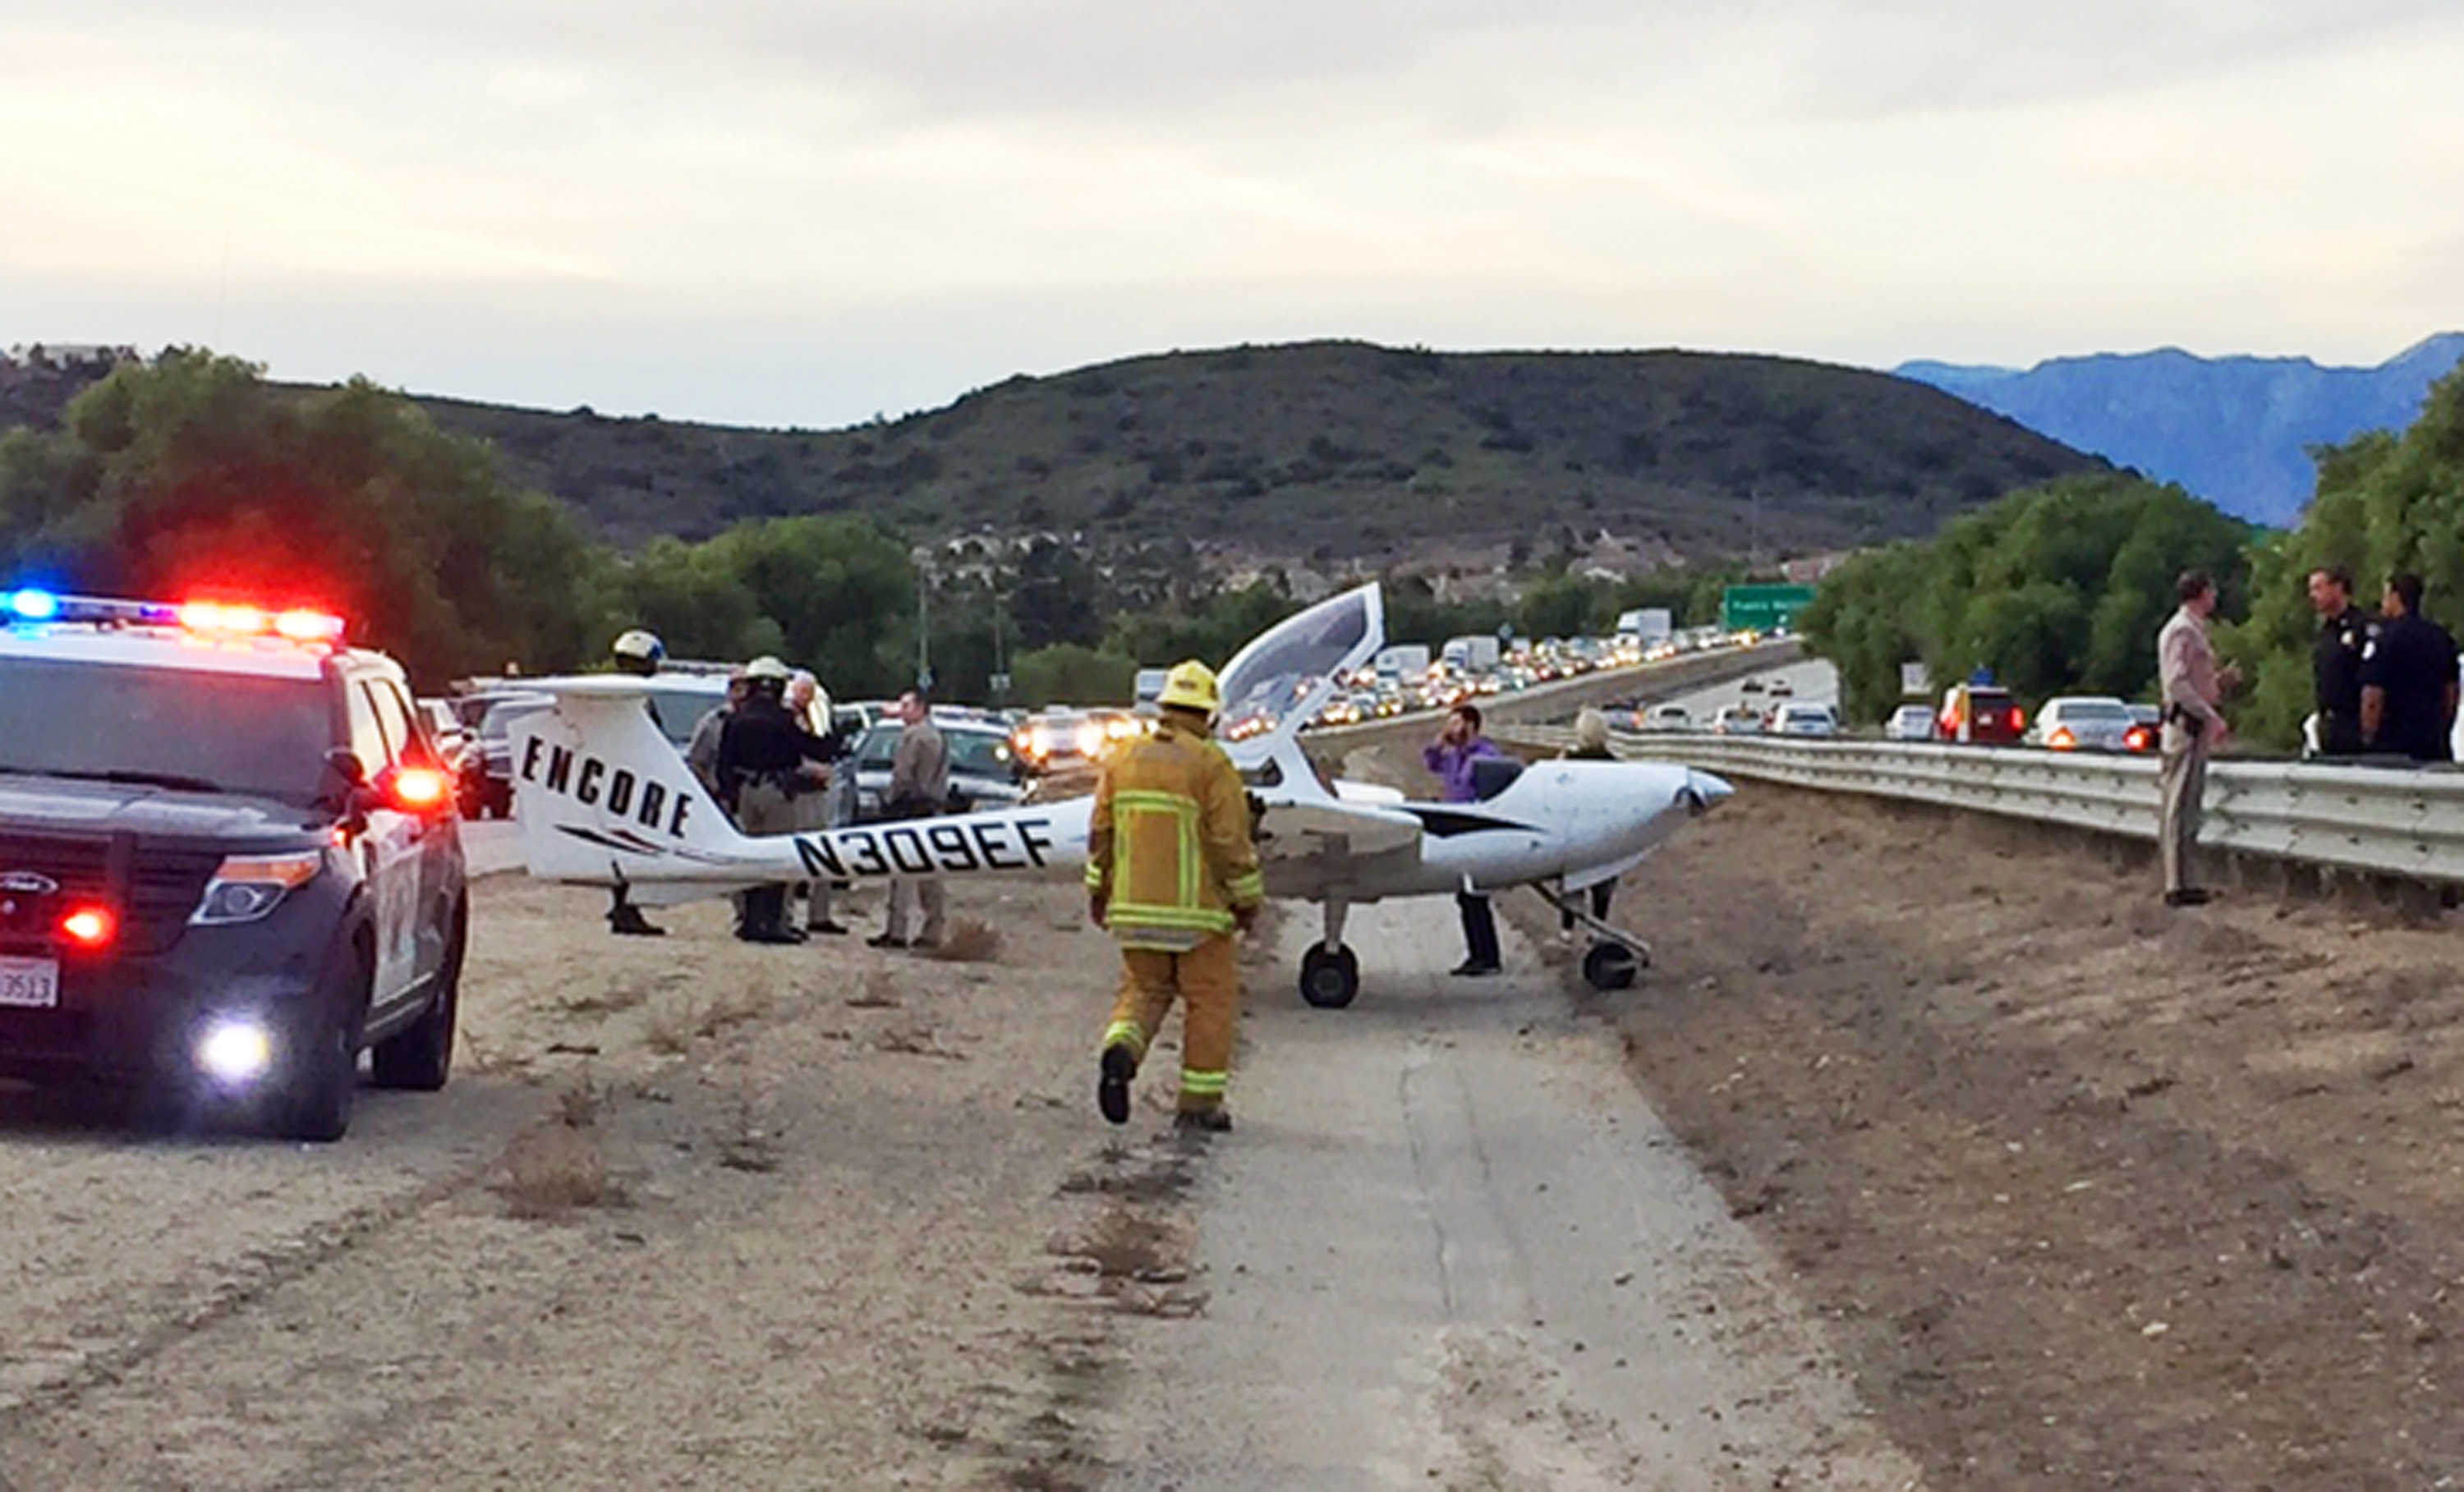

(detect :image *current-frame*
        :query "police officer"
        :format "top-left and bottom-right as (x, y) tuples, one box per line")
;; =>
(716, 656), (839, 943)
(608, 627), (668, 936)
(2307, 567), (2374, 758)
(2361, 572), (2462, 764)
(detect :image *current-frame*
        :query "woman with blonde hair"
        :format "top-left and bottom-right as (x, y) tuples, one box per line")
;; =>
(1558, 708), (1617, 939)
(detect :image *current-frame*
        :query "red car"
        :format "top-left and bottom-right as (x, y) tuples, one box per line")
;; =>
(1938, 685), (2025, 745)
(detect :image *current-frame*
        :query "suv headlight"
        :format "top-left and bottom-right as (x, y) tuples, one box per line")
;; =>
(191, 852), (325, 925)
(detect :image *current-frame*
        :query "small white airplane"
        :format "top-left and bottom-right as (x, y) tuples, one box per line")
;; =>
(510, 584), (1732, 1005)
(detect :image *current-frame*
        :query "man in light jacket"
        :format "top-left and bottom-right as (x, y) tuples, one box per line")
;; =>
(2157, 570), (2236, 907)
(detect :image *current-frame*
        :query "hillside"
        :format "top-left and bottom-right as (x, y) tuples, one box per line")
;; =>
(1898, 333), (2464, 526)
(5, 341), (2105, 570)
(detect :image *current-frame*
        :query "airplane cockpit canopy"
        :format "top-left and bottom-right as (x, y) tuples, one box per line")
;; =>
(1214, 583), (1386, 748)
(1469, 756), (1524, 802)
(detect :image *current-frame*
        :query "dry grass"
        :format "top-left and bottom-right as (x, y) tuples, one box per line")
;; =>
(554, 1075), (605, 1129)
(696, 985), (774, 1037)
(845, 970), (902, 1009)
(494, 1124), (624, 1218)
(928, 918), (1004, 964)
(645, 1000), (696, 1056)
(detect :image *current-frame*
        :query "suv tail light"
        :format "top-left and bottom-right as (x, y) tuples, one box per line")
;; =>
(58, 904), (117, 949)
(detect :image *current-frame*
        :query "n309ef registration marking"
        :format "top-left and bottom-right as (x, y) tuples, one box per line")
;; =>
(0, 957), (60, 1009)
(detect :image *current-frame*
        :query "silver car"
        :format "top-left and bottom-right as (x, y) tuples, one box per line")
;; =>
(850, 721), (1026, 821)
(2030, 696), (2137, 753)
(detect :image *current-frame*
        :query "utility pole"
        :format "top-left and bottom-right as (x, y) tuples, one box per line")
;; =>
(916, 557), (933, 693)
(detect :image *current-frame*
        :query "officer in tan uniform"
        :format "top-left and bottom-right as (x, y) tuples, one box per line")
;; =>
(1087, 661), (1266, 1134)
(2157, 570), (2236, 907)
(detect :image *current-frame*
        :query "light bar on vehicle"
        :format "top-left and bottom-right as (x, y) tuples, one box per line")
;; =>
(1, 589), (346, 645)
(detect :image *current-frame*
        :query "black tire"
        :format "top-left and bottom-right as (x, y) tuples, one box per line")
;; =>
(373, 902), (464, 1091)
(273, 960), (364, 1143)
(1299, 945), (1360, 1010)
(1581, 941), (1642, 993)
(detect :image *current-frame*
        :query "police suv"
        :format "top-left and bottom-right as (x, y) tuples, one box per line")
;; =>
(0, 590), (467, 1141)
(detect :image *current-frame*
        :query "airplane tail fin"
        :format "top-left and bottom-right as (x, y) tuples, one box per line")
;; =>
(508, 688), (771, 888)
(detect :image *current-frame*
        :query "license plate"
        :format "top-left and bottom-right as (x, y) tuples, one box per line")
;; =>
(0, 956), (60, 1009)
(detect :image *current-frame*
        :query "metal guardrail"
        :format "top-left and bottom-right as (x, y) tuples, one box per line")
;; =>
(1503, 727), (2464, 888)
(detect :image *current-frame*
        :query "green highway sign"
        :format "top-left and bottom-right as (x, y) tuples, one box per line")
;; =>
(1722, 583), (1817, 633)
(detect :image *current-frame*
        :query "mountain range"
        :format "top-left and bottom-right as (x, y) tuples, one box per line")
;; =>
(1896, 333), (2464, 526)
(2, 340), (2105, 572)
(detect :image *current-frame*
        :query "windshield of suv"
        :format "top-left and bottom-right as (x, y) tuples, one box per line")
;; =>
(0, 658), (333, 805)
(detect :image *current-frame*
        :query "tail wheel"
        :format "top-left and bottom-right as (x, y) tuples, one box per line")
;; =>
(1581, 941), (1642, 993)
(1299, 945), (1360, 1010)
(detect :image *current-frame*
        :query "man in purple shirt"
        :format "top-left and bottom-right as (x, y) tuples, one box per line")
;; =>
(1423, 704), (1505, 976)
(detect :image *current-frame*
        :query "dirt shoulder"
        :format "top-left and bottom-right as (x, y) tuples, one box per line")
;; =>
(0, 875), (1198, 1490)
(1576, 783), (2464, 1488)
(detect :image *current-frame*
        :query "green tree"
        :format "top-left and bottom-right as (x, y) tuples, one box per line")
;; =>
(2223, 366), (2464, 746)
(0, 351), (611, 682)
(1800, 473), (2250, 723)
(1012, 643), (1138, 705)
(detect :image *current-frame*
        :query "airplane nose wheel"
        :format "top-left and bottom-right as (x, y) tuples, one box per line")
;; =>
(1582, 939), (1643, 992)
(1299, 945), (1361, 1009)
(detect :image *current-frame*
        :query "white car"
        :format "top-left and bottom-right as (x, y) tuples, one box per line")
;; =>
(1712, 704), (1766, 736)
(1885, 704), (1938, 741)
(1772, 702), (1838, 737)
(2028, 696), (2137, 753)
(1637, 704), (1693, 732)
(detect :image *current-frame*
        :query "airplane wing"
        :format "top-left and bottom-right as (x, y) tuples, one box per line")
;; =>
(1251, 794), (1422, 862)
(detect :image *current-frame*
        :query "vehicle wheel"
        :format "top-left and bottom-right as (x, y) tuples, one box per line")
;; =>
(274, 962), (364, 1142)
(1582, 940), (1642, 992)
(373, 902), (463, 1091)
(1299, 945), (1360, 1010)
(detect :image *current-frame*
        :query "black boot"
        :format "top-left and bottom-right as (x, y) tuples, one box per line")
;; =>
(609, 897), (664, 937)
(1098, 1044), (1138, 1126)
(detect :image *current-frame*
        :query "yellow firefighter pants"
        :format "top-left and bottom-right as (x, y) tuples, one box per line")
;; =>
(1103, 935), (1239, 1113)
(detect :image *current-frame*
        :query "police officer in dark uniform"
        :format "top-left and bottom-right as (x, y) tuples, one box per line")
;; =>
(2361, 572), (2461, 764)
(2306, 566), (2374, 757)
(716, 656), (839, 943)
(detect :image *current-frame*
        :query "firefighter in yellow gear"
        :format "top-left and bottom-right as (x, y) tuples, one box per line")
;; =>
(1087, 659), (1266, 1134)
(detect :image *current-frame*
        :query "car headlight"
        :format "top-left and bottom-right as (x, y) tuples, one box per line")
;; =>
(191, 852), (324, 926)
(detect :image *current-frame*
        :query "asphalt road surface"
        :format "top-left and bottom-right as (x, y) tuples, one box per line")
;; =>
(1095, 897), (1919, 1490)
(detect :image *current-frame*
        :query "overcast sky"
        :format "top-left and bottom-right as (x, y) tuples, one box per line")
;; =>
(6, 0), (2462, 429)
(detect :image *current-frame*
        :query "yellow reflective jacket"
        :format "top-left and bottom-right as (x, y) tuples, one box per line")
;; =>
(1084, 714), (1265, 950)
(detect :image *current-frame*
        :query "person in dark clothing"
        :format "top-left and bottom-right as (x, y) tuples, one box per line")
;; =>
(716, 656), (840, 943)
(2307, 567), (2374, 758)
(2361, 572), (2462, 764)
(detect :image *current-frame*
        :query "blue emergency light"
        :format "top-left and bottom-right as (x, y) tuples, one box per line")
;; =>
(0, 587), (342, 642)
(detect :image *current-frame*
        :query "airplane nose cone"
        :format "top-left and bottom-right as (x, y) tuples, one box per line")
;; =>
(1683, 769), (1734, 814)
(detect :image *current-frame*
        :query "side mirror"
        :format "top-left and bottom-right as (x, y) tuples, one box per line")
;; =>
(325, 748), (370, 789)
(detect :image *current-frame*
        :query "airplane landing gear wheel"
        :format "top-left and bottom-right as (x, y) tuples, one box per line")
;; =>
(1582, 940), (1643, 992)
(1299, 945), (1360, 1009)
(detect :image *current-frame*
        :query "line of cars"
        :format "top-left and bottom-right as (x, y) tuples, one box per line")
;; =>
(1628, 676), (2158, 753)
(1308, 627), (1758, 732)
